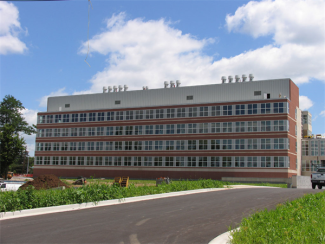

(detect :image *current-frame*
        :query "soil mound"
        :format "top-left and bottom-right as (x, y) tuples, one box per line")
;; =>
(19, 174), (69, 190)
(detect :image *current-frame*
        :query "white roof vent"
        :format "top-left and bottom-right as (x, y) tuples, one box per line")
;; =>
(146, 86), (149, 90)
(176, 80), (181, 87)
(170, 81), (175, 88)
(235, 75), (241, 82)
(113, 86), (118, 92)
(143, 86), (146, 90)
(221, 76), (227, 83)
(103, 86), (107, 93)
(118, 85), (123, 92)
(164, 81), (169, 88)
(108, 86), (112, 92)
(242, 74), (247, 82)
(124, 85), (128, 91)
(228, 76), (233, 83)
(249, 74), (254, 81)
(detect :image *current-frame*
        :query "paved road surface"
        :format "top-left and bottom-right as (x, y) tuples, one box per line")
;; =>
(1, 188), (322, 244)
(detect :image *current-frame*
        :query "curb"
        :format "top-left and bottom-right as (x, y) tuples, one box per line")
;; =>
(0, 187), (229, 220)
(208, 228), (240, 244)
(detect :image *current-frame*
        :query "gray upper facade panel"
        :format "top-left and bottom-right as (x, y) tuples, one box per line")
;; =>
(47, 79), (291, 112)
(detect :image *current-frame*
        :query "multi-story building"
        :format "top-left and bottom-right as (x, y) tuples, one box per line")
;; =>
(302, 111), (312, 137)
(301, 136), (325, 176)
(34, 76), (300, 182)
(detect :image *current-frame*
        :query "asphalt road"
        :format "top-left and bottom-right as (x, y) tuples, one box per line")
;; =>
(1, 188), (323, 244)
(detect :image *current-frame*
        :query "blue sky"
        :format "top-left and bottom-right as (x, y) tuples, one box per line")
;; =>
(1, 0), (324, 156)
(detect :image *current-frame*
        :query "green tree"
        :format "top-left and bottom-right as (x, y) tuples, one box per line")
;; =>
(0, 95), (37, 179)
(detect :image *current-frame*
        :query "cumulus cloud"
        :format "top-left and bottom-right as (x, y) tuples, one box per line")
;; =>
(0, 2), (27, 55)
(299, 95), (313, 110)
(77, 1), (324, 94)
(39, 87), (68, 107)
(21, 108), (38, 156)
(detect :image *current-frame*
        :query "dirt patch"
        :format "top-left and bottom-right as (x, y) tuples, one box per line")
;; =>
(19, 174), (69, 190)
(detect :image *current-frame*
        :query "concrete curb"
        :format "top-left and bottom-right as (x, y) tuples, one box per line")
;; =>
(0, 187), (229, 220)
(208, 228), (240, 244)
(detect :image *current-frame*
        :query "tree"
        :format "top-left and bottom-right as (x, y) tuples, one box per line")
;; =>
(0, 95), (37, 179)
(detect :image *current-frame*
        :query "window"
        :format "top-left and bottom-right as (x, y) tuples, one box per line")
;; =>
(37, 143), (44, 151)
(222, 122), (232, 133)
(186, 95), (193, 100)
(69, 142), (77, 151)
(166, 141), (174, 150)
(125, 141), (133, 150)
(247, 139), (257, 150)
(235, 139), (245, 150)
(211, 122), (221, 133)
(274, 102), (284, 113)
(145, 110), (154, 119)
(72, 114), (78, 122)
(70, 128), (78, 137)
(261, 139), (271, 149)
(115, 126), (123, 135)
(105, 142), (114, 151)
(69, 156), (76, 165)
(261, 103), (271, 114)
(254, 91), (261, 96)
(248, 104), (257, 114)
(65, 104), (70, 108)
(199, 157), (207, 167)
(222, 157), (232, 167)
(199, 123), (209, 133)
(211, 157), (220, 167)
(116, 111), (124, 120)
(247, 157), (257, 167)
(199, 140), (208, 150)
(320, 141), (325, 156)
(223, 105), (232, 116)
(124, 157), (132, 166)
(188, 140), (197, 150)
(97, 127), (104, 136)
(177, 108), (186, 118)
(311, 141), (319, 156)
(44, 156), (51, 165)
(165, 157), (174, 166)
(188, 123), (197, 133)
(261, 157), (271, 167)
(145, 125), (153, 135)
(115, 141), (123, 150)
(107, 112), (115, 121)
(222, 140), (232, 150)
(63, 114), (69, 123)
(235, 122), (245, 132)
(80, 113), (87, 122)
(39, 115), (46, 124)
(105, 156), (113, 166)
(87, 142), (94, 151)
(135, 110), (144, 120)
(89, 113), (96, 122)
(61, 157), (67, 165)
(155, 109), (164, 119)
(55, 115), (62, 123)
(167, 108), (175, 118)
(115, 100), (121, 105)
(134, 157), (142, 166)
(79, 128), (86, 136)
(274, 138), (285, 149)
(38, 129), (45, 138)
(125, 126), (133, 135)
(175, 157), (185, 166)
(211, 140), (221, 150)
(45, 129), (52, 137)
(135, 125), (143, 135)
(126, 111), (134, 120)
(88, 127), (96, 136)
(176, 124), (186, 134)
(87, 157), (93, 166)
(261, 121), (271, 131)
(154, 141), (163, 150)
(211, 106), (220, 116)
(166, 124), (174, 134)
(78, 142), (85, 151)
(95, 157), (103, 166)
(187, 157), (196, 167)
(53, 157), (59, 165)
(199, 107), (208, 116)
(235, 105), (245, 115)
(97, 112), (105, 121)
(235, 157), (245, 167)
(47, 115), (53, 123)
(176, 140), (185, 150)
(53, 143), (60, 151)
(61, 128), (69, 137)
(154, 157), (162, 166)
(96, 142), (104, 151)
(78, 157), (85, 165)
(144, 141), (152, 150)
(189, 107), (198, 117)
(106, 127), (114, 136)
(144, 157), (152, 166)
(134, 141), (142, 150)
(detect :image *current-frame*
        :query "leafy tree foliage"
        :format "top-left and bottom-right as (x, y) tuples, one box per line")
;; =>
(0, 95), (37, 178)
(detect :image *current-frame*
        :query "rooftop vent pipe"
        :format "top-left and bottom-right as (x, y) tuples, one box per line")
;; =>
(221, 76), (227, 83)
(249, 74), (254, 81)
(113, 86), (118, 92)
(242, 74), (247, 82)
(124, 85), (128, 91)
(235, 75), (241, 82)
(228, 76), (233, 83)
(170, 81), (175, 88)
(164, 81), (169, 88)
(108, 86), (112, 92)
(176, 80), (181, 87)
(143, 86), (146, 90)
(146, 86), (149, 90)
(118, 85), (123, 92)
(103, 86), (107, 93)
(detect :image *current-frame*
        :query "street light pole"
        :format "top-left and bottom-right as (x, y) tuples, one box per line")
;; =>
(27, 156), (29, 175)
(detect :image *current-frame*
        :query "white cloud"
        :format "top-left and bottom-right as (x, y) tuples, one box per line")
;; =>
(320, 110), (325, 117)
(0, 2), (27, 55)
(21, 108), (38, 156)
(39, 87), (68, 107)
(77, 2), (324, 94)
(299, 95), (313, 110)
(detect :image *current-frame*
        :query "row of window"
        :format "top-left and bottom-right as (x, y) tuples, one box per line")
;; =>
(301, 160), (321, 172)
(38, 102), (289, 124)
(35, 156), (290, 168)
(36, 138), (290, 151)
(37, 120), (289, 138)
(302, 140), (325, 156)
